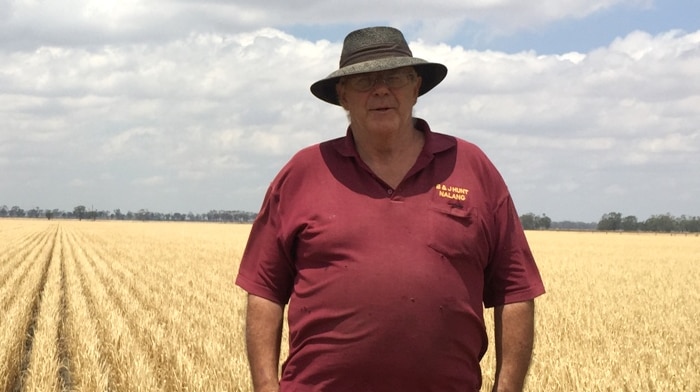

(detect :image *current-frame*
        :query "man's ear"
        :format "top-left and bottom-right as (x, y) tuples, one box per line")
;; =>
(413, 76), (422, 102)
(336, 83), (348, 109)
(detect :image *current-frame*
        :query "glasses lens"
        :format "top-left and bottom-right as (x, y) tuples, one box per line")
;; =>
(351, 75), (373, 91)
(385, 73), (410, 88)
(345, 71), (414, 91)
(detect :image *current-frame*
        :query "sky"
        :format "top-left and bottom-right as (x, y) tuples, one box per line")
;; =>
(1, 0), (698, 222)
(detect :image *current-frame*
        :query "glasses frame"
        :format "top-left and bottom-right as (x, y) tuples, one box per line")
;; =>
(341, 70), (418, 92)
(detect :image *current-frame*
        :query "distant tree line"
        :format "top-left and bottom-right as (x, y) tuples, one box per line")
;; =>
(519, 211), (700, 232)
(596, 212), (700, 233)
(3, 204), (698, 232)
(0, 205), (257, 223)
(519, 213), (553, 230)
(519, 214), (600, 230)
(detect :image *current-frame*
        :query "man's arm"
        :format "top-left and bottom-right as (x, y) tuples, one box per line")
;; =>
(492, 300), (536, 392)
(246, 294), (284, 392)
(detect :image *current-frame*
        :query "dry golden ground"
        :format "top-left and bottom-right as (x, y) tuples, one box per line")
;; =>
(482, 230), (700, 391)
(1, 219), (698, 391)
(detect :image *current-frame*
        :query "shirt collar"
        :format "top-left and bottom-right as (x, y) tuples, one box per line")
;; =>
(334, 117), (455, 158)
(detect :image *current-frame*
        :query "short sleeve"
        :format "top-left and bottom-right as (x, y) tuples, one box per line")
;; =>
(482, 195), (545, 308)
(235, 184), (296, 305)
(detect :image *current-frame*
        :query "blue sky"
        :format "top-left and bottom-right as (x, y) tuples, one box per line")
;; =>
(489, 0), (700, 53)
(1, 0), (698, 222)
(284, 1), (700, 53)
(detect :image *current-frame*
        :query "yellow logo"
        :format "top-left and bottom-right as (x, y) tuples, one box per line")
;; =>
(435, 184), (469, 201)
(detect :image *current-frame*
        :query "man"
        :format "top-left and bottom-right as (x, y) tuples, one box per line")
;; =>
(236, 26), (545, 392)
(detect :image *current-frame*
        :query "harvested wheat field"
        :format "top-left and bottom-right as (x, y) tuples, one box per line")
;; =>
(0, 219), (698, 391)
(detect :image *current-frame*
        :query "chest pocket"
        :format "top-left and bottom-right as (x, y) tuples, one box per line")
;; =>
(427, 203), (488, 265)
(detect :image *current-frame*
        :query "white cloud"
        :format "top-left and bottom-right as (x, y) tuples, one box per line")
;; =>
(413, 28), (699, 219)
(0, 0), (653, 49)
(101, 127), (161, 156)
(132, 176), (166, 186)
(0, 2), (698, 220)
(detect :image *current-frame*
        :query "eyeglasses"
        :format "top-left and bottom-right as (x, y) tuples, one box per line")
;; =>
(342, 71), (417, 92)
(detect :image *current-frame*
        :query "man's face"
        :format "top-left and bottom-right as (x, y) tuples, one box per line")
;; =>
(336, 67), (422, 136)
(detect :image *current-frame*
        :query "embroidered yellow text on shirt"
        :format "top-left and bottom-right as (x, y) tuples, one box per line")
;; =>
(435, 184), (469, 201)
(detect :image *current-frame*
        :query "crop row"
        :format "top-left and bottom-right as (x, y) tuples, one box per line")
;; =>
(0, 220), (252, 391)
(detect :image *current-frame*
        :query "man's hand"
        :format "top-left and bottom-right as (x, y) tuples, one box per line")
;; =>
(246, 294), (284, 392)
(492, 300), (536, 392)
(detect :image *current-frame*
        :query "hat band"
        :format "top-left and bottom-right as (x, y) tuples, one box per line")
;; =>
(339, 43), (413, 68)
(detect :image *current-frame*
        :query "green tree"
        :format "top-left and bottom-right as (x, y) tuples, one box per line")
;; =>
(74, 205), (87, 220)
(27, 207), (41, 218)
(520, 213), (537, 230)
(10, 206), (25, 217)
(678, 216), (700, 232)
(643, 214), (676, 232)
(621, 215), (638, 231)
(597, 212), (622, 231)
(519, 213), (551, 230)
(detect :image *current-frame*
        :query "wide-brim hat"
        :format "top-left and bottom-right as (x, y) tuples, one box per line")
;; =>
(310, 26), (448, 106)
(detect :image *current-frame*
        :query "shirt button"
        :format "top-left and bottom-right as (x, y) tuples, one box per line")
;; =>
(387, 189), (393, 195)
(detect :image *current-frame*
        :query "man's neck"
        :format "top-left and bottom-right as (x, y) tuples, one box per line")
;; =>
(353, 124), (422, 160)
(352, 125), (425, 188)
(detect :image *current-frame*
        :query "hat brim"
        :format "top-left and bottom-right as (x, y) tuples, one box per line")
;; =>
(310, 57), (447, 106)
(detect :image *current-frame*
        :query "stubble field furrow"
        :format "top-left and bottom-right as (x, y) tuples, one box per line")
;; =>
(61, 227), (111, 391)
(67, 223), (248, 389)
(3, 220), (696, 392)
(0, 226), (56, 313)
(0, 229), (45, 279)
(0, 224), (57, 392)
(57, 235), (73, 391)
(78, 233), (194, 391)
(22, 225), (65, 392)
(68, 228), (164, 391)
(92, 242), (234, 357)
(77, 224), (242, 390)
(480, 231), (700, 391)
(0, 221), (47, 251)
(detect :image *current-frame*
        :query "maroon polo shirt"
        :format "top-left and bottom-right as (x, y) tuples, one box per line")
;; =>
(236, 118), (545, 392)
